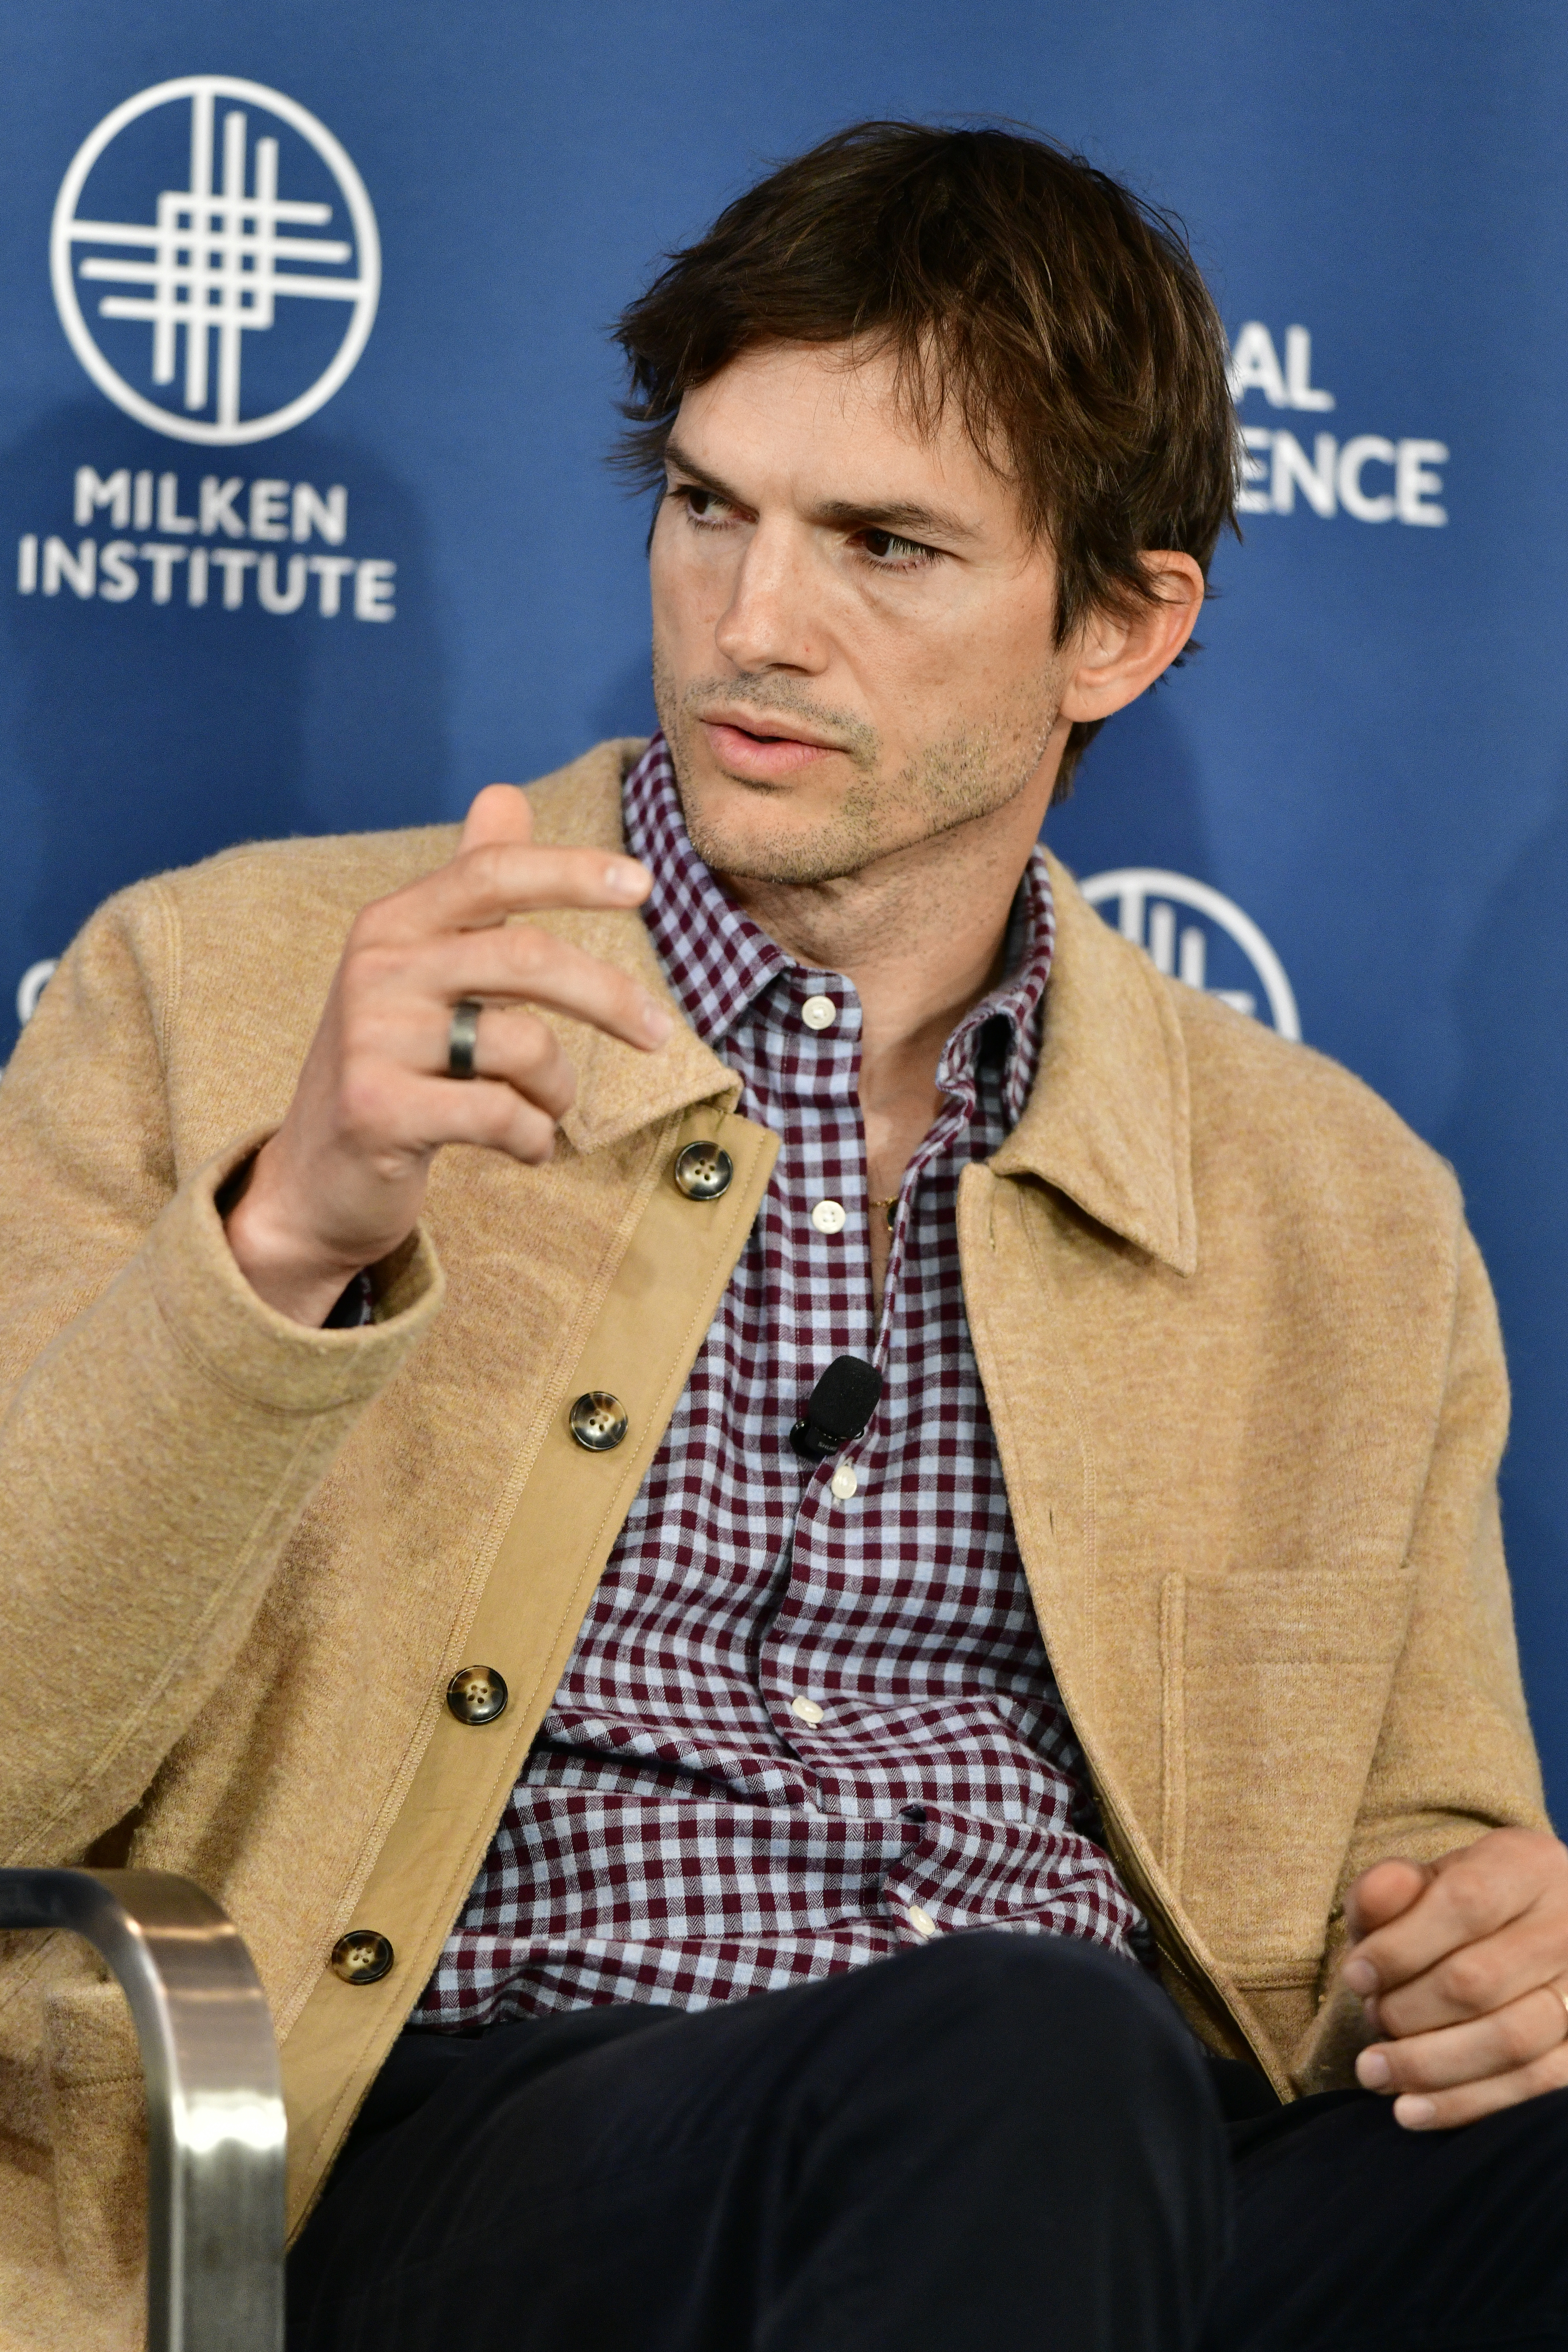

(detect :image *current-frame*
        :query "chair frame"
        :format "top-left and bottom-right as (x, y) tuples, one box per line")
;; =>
(0, 1868), (285, 2352)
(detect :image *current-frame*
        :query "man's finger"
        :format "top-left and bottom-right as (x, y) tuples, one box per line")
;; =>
(1380, 2033), (1568, 2132)
(459, 782), (535, 854)
(352, 1001), (579, 1122)
(366, 1069), (565, 1166)
(1372, 1910), (1568, 2037)
(369, 928), (673, 1053)
(1356, 1979), (1568, 2099)
(371, 841), (653, 942)
(1341, 1833), (1557, 1999)
(1344, 1857), (1431, 1944)
(422, 1003), (579, 1120)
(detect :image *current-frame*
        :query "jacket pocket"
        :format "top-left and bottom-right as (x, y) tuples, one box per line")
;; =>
(1162, 1567), (1413, 1974)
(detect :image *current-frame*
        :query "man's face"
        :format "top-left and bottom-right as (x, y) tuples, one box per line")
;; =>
(648, 341), (1068, 886)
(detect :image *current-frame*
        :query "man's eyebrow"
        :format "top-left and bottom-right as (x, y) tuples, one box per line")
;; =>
(662, 438), (979, 546)
(811, 495), (979, 545)
(662, 438), (747, 508)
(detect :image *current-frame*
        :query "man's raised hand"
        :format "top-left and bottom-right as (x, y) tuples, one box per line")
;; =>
(224, 782), (670, 1326)
(1341, 1826), (1568, 2129)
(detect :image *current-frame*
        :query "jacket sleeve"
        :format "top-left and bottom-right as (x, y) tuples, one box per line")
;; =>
(1291, 1212), (1550, 2088)
(0, 882), (442, 1868)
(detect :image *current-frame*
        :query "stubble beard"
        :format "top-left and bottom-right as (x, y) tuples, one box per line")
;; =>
(651, 646), (1060, 889)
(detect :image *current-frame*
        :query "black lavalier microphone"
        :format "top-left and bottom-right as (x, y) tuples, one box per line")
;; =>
(790, 1355), (884, 1461)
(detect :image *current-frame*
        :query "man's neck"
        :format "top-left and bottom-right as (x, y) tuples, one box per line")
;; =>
(717, 791), (1046, 1062)
(716, 781), (1054, 1266)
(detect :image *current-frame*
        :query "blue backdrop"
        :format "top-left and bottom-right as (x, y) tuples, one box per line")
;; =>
(4, 3), (1565, 1814)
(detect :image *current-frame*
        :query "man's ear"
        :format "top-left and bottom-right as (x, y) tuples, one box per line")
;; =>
(1056, 553), (1206, 727)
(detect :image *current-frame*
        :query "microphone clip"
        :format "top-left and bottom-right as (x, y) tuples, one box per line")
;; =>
(789, 1354), (883, 1462)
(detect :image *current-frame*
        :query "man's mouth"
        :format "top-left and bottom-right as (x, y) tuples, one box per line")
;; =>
(696, 712), (841, 781)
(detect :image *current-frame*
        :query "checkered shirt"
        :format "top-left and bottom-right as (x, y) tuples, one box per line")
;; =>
(410, 736), (1144, 2026)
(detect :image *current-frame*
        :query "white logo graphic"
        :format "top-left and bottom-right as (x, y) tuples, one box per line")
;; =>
(16, 962), (56, 1028)
(51, 76), (379, 446)
(1081, 869), (1300, 1040)
(1227, 322), (1447, 528)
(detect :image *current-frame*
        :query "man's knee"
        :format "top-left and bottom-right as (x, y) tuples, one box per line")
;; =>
(776, 1931), (1228, 2296)
(826, 1930), (1212, 2125)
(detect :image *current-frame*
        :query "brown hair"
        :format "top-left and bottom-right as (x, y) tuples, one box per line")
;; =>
(614, 121), (1240, 796)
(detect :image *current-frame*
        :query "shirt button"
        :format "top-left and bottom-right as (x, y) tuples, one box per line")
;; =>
(790, 1695), (825, 1726)
(829, 1463), (858, 1500)
(801, 994), (836, 1031)
(810, 1199), (846, 1235)
(906, 1905), (938, 1940)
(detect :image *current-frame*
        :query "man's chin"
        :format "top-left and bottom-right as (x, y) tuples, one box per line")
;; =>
(685, 804), (889, 892)
(663, 720), (887, 885)
(681, 809), (866, 889)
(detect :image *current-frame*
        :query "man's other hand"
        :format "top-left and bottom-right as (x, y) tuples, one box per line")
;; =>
(1342, 1826), (1568, 2129)
(224, 784), (671, 1326)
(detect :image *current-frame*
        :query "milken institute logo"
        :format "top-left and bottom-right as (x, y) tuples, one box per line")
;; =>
(51, 75), (380, 445)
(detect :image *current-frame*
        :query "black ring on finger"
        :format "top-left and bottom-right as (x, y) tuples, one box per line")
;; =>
(447, 998), (482, 1080)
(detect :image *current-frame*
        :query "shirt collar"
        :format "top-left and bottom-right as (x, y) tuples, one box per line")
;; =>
(622, 732), (1054, 1122)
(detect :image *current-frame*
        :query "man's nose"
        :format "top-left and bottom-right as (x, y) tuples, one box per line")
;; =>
(712, 524), (825, 675)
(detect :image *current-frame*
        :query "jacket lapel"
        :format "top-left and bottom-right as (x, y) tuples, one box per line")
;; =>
(991, 851), (1197, 1276)
(962, 861), (1273, 2074)
(965, 846), (1198, 1733)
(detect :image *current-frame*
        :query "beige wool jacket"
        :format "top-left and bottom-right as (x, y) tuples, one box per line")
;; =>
(0, 738), (1547, 2347)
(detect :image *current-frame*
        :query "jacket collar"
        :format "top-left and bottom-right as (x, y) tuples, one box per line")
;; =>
(990, 850), (1197, 1275)
(529, 742), (1196, 1272)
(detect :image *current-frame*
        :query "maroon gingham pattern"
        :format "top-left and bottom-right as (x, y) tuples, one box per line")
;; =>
(410, 736), (1143, 2025)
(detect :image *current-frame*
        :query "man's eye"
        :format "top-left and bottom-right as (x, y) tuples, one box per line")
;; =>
(861, 528), (933, 568)
(677, 487), (734, 526)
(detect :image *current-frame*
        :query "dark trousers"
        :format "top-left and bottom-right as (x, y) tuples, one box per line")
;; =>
(287, 1933), (1568, 2350)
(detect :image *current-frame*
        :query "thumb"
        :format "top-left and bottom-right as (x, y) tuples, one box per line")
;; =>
(459, 782), (534, 853)
(1344, 1856), (1433, 1945)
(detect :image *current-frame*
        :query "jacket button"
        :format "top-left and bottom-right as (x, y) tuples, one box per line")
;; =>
(330, 1930), (394, 1985)
(569, 1391), (629, 1451)
(446, 1665), (509, 1725)
(673, 1141), (734, 1201)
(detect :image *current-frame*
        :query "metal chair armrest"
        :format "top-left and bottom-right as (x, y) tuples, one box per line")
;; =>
(0, 1867), (284, 2352)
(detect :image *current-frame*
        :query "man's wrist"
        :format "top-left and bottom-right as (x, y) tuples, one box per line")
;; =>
(222, 1166), (377, 1329)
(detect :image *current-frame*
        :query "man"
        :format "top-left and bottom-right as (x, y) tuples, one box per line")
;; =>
(0, 121), (1564, 2352)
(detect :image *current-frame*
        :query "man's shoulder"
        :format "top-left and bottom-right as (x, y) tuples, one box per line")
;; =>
(1041, 853), (1461, 1256)
(1162, 950), (1460, 1235)
(1176, 970), (1439, 1156)
(124, 736), (644, 935)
